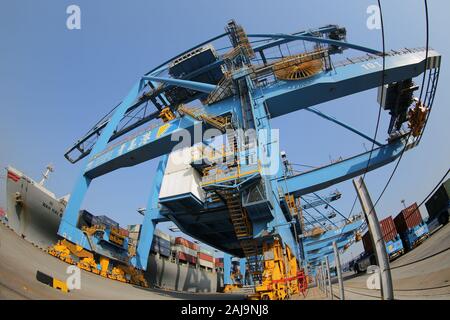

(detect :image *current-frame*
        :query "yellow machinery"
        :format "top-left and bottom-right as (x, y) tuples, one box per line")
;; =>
(249, 238), (307, 300)
(223, 265), (243, 293)
(273, 50), (325, 81)
(47, 235), (149, 287)
(159, 107), (176, 123)
(408, 100), (428, 137)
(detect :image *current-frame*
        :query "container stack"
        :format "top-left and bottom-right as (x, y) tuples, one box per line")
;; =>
(394, 202), (429, 250)
(127, 224), (142, 256)
(173, 237), (198, 265)
(151, 229), (171, 257)
(362, 231), (373, 254)
(95, 215), (120, 228)
(362, 216), (399, 254)
(214, 257), (224, 269)
(379, 216), (398, 243)
(198, 247), (214, 270)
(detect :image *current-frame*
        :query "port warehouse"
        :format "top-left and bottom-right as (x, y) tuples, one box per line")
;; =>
(350, 177), (450, 272)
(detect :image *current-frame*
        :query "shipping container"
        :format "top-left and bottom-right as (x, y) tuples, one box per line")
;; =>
(362, 232), (373, 254)
(177, 251), (197, 264)
(175, 237), (198, 251)
(199, 259), (214, 269)
(127, 224), (142, 233)
(172, 244), (198, 257)
(362, 229), (404, 260)
(151, 244), (171, 257)
(154, 229), (171, 242)
(214, 257), (224, 267)
(198, 252), (214, 262)
(152, 235), (171, 250)
(199, 247), (213, 256)
(425, 178), (450, 223)
(96, 215), (119, 228)
(394, 203), (423, 233)
(380, 216), (398, 242)
(0, 207), (6, 217)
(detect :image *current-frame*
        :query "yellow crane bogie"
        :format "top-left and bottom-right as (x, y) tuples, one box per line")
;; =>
(251, 239), (307, 300)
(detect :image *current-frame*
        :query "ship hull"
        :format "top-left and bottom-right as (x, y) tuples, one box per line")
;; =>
(3, 166), (223, 292)
(5, 167), (64, 249)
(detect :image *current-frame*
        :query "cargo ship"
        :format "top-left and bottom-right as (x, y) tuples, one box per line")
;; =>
(3, 165), (223, 292)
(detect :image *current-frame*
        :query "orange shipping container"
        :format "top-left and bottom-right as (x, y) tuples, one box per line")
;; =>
(198, 252), (214, 262)
(380, 216), (398, 242)
(178, 252), (197, 264)
(175, 237), (198, 251)
(394, 203), (423, 233)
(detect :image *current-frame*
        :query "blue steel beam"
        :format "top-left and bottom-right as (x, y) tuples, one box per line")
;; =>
(58, 80), (146, 245)
(278, 137), (408, 197)
(247, 33), (382, 55)
(312, 192), (349, 222)
(83, 51), (438, 179)
(300, 191), (341, 210)
(305, 108), (382, 147)
(131, 155), (169, 270)
(142, 76), (218, 94)
(251, 26), (339, 53)
(262, 50), (440, 118)
(305, 238), (351, 259)
(303, 220), (363, 250)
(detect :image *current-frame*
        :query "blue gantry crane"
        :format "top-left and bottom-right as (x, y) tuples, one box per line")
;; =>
(56, 21), (440, 299)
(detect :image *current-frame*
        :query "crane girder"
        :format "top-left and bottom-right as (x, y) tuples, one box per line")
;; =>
(84, 50), (438, 180)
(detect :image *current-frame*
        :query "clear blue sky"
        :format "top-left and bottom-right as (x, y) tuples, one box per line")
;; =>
(1, 0), (449, 260)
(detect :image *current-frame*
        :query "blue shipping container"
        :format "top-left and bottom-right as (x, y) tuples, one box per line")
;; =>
(151, 235), (171, 257)
(401, 222), (429, 251)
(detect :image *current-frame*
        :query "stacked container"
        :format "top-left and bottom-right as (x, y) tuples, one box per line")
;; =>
(173, 237), (198, 265)
(362, 231), (373, 254)
(379, 216), (397, 242)
(394, 203), (429, 251)
(198, 247), (214, 270)
(127, 224), (142, 256)
(214, 257), (224, 269)
(95, 215), (120, 228)
(362, 216), (404, 260)
(151, 229), (171, 257)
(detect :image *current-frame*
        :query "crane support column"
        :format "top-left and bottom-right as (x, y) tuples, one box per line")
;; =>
(131, 155), (169, 270)
(223, 253), (232, 286)
(58, 80), (145, 246)
(353, 177), (394, 300)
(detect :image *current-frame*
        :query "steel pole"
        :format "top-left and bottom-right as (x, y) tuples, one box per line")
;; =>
(320, 267), (324, 292)
(333, 241), (345, 300)
(321, 262), (327, 296)
(325, 256), (333, 300)
(353, 177), (394, 300)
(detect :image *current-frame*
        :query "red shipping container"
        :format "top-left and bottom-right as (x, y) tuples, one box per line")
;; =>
(118, 228), (129, 237)
(362, 232), (373, 254)
(178, 251), (197, 264)
(198, 252), (214, 262)
(380, 216), (398, 242)
(394, 202), (423, 234)
(0, 207), (5, 217)
(175, 237), (198, 251)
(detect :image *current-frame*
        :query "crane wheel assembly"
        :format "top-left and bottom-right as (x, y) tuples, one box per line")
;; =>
(47, 240), (148, 288)
(247, 238), (308, 300)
